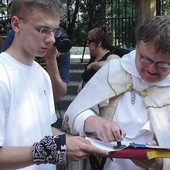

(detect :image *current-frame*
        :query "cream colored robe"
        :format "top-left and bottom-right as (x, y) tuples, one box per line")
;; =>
(64, 58), (170, 169)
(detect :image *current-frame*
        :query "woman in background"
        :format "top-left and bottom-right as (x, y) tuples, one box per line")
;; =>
(77, 26), (119, 93)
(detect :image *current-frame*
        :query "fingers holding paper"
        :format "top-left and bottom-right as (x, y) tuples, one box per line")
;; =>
(131, 139), (163, 169)
(66, 136), (108, 161)
(131, 158), (162, 169)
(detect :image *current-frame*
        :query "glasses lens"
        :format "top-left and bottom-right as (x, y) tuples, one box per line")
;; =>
(140, 57), (170, 69)
(40, 28), (51, 35)
(87, 39), (93, 44)
(140, 57), (152, 64)
(157, 63), (170, 69)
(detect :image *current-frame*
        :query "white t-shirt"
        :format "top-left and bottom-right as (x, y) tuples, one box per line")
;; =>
(0, 52), (57, 170)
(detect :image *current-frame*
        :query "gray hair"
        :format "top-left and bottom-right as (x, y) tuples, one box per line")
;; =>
(135, 15), (170, 55)
(10, 0), (66, 19)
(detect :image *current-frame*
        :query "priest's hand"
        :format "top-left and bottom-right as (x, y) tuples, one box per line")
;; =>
(131, 140), (163, 169)
(84, 115), (126, 143)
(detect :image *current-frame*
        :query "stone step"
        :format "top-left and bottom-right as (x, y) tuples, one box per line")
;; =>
(69, 69), (84, 82)
(70, 62), (87, 70)
(57, 94), (76, 110)
(70, 47), (90, 55)
(55, 106), (66, 119)
(67, 81), (79, 95)
(56, 56), (89, 119)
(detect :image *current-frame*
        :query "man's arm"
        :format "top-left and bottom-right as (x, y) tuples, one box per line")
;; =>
(0, 127), (107, 169)
(0, 127), (108, 169)
(1, 29), (15, 52)
(44, 45), (67, 103)
(0, 146), (34, 169)
(87, 54), (119, 71)
(52, 127), (108, 161)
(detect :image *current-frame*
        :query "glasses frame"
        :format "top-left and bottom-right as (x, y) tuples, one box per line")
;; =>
(87, 37), (97, 44)
(138, 52), (170, 69)
(18, 17), (61, 38)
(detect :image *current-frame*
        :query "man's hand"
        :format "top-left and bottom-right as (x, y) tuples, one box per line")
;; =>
(95, 120), (126, 143)
(66, 136), (108, 161)
(86, 62), (97, 70)
(84, 115), (126, 143)
(44, 45), (57, 62)
(87, 61), (104, 71)
(131, 140), (163, 169)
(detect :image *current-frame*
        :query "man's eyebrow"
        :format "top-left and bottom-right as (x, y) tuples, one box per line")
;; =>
(35, 23), (58, 29)
(138, 51), (149, 58)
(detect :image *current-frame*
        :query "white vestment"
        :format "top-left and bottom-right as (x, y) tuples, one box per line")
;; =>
(64, 50), (170, 170)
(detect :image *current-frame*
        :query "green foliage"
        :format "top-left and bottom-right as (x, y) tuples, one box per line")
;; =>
(163, 0), (170, 15)
(67, 0), (136, 47)
(67, 0), (169, 47)
(105, 0), (136, 47)
(1, 0), (169, 46)
(0, 3), (8, 34)
(0, 3), (7, 13)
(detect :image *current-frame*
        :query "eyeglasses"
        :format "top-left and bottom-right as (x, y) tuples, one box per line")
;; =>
(18, 17), (61, 38)
(38, 27), (61, 38)
(139, 55), (170, 69)
(87, 39), (94, 44)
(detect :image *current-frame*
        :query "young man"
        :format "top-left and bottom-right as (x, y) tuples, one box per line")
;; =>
(63, 15), (170, 170)
(1, 28), (70, 104)
(0, 1), (107, 170)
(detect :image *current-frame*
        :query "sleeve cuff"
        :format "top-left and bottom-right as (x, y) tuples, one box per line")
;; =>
(74, 109), (95, 136)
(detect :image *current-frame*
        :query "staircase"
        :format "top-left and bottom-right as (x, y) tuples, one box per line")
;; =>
(56, 53), (90, 170)
(55, 49), (90, 126)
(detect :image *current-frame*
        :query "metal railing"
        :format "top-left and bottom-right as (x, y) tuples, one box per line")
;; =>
(156, 0), (170, 15)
